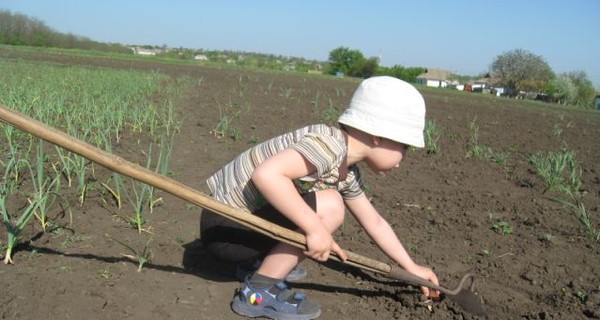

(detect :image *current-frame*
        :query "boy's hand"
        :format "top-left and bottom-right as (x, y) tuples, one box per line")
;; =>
(406, 264), (440, 298)
(304, 228), (347, 262)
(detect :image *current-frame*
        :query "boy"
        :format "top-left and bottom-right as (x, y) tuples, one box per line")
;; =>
(200, 76), (439, 319)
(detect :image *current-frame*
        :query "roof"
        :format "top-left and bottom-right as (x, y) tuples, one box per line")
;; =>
(417, 68), (454, 81)
(474, 76), (502, 86)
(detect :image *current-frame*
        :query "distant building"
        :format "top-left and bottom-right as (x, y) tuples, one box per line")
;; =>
(283, 63), (296, 71)
(470, 76), (506, 96)
(194, 54), (209, 61)
(468, 77), (494, 93)
(595, 95), (600, 110)
(416, 68), (454, 88)
(131, 47), (161, 56)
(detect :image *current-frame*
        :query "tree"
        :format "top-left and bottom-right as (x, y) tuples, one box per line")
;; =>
(349, 57), (379, 78)
(545, 74), (577, 105)
(376, 65), (427, 83)
(566, 71), (597, 108)
(326, 47), (380, 78)
(544, 71), (596, 109)
(326, 47), (365, 76)
(491, 48), (554, 94)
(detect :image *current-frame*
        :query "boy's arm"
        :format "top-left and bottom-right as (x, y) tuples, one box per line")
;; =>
(345, 194), (439, 296)
(252, 148), (346, 262)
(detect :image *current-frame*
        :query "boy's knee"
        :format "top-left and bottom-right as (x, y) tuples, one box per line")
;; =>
(316, 190), (345, 228)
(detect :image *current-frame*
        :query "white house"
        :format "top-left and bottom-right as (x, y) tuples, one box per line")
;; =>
(131, 47), (160, 56)
(473, 76), (506, 96)
(416, 68), (454, 88)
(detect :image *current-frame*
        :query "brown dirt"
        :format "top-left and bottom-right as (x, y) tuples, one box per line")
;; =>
(1, 48), (599, 320)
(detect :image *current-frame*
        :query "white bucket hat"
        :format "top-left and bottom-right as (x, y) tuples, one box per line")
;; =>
(338, 76), (426, 148)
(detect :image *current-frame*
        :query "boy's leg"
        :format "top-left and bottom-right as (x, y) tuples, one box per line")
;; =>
(255, 189), (345, 280)
(233, 189), (344, 319)
(199, 192), (319, 263)
(200, 209), (274, 262)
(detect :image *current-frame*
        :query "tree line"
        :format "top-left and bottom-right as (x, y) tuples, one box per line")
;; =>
(0, 10), (130, 53)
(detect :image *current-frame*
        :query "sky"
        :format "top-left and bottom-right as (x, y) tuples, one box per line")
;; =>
(2, 0), (599, 86)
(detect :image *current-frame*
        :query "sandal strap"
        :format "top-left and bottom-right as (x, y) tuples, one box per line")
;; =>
(269, 282), (307, 305)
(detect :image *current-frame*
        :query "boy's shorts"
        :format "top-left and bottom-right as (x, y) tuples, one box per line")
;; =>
(200, 192), (317, 262)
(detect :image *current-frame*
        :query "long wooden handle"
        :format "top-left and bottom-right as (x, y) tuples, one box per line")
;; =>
(0, 103), (438, 286)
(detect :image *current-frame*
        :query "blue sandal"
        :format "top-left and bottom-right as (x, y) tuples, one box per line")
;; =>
(231, 279), (321, 320)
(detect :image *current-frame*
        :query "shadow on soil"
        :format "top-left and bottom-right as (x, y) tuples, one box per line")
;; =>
(21, 238), (414, 301)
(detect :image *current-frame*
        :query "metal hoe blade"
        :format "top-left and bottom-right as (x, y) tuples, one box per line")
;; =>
(451, 287), (487, 317)
(445, 274), (487, 317)
(387, 267), (487, 317)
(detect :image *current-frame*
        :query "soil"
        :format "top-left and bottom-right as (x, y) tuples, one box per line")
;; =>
(0, 48), (599, 320)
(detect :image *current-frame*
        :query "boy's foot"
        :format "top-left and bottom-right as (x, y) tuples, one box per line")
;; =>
(236, 259), (307, 282)
(231, 279), (321, 320)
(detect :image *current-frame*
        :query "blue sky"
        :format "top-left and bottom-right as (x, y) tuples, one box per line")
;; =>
(2, 0), (599, 86)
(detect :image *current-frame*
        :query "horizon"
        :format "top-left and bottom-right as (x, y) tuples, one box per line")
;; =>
(1, 0), (599, 86)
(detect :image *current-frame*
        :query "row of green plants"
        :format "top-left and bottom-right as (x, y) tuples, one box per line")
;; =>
(422, 115), (598, 241)
(0, 60), (182, 266)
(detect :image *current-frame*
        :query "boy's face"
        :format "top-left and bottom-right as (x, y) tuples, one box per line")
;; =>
(365, 137), (408, 174)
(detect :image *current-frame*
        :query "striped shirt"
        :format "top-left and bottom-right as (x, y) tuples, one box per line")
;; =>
(206, 124), (364, 212)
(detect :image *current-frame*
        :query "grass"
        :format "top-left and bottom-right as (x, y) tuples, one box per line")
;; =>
(424, 119), (440, 154)
(0, 53), (182, 262)
(489, 151), (510, 166)
(113, 143), (171, 234)
(211, 98), (241, 138)
(101, 173), (125, 209)
(321, 97), (340, 123)
(553, 195), (599, 241)
(528, 148), (581, 195)
(491, 220), (513, 235)
(279, 87), (294, 99)
(105, 234), (153, 272)
(55, 147), (77, 187)
(311, 91), (322, 109)
(465, 117), (491, 159)
(529, 148), (598, 241)
(72, 153), (89, 206)
(1, 157), (41, 264)
(59, 235), (91, 249)
(31, 140), (69, 232)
